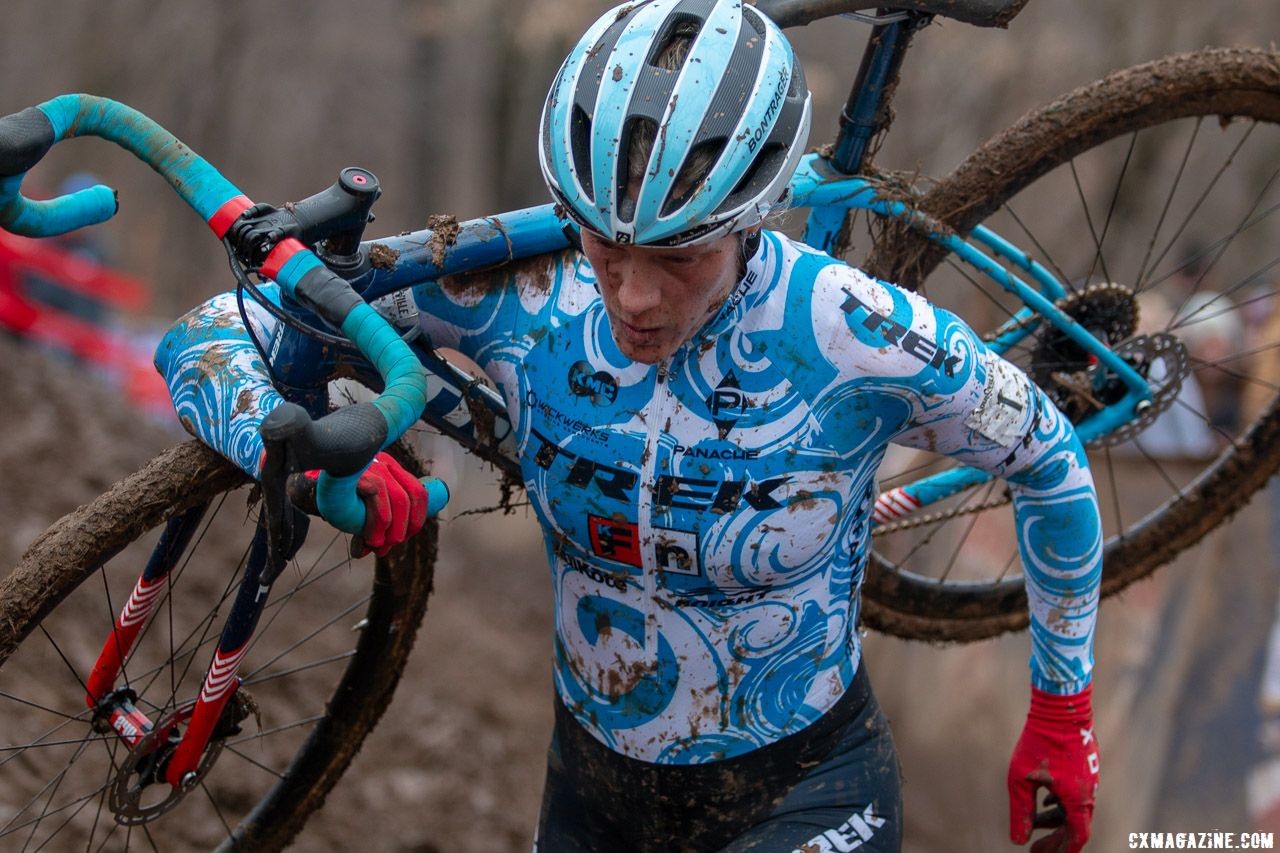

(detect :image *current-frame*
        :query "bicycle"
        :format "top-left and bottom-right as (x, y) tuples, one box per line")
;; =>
(0, 0), (1277, 848)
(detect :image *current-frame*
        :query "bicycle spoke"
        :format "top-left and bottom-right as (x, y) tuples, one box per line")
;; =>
(243, 529), (348, 662)
(1001, 201), (1073, 290)
(878, 479), (998, 573)
(1069, 159), (1111, 287)
(7, 736), (94, 846)
(226, 714), (326, 747)
(0, 691), (84, 722)
(90, 814), (122, 853)
(242, 650), (357, 687)
(35, 626), (92, 709)
(1163, 166), (1280, 332)
(1190, 353), (1280, 397)
(1083, 131), (1138, 286)
(200, 780), (235, 840)
(994, 549), (1021, 585)
(943, 255), (1023, 327)
(83, 739), (118, 853)
(223, 745), (286, 780)
(29, 772), (104, 853)
(933, 478), (1003, 585)
(1128, 436), (1191, 497)
(1142, 120), (1257, 295)
(1135, 117), (1203, 289)
(97, 566), (131, 702)
(241, 595), (371, 681)
(1102, 446), (1124, 538)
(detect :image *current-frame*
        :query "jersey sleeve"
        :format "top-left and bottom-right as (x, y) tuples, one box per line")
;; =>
(154, 290), (283, 479)
(154, 248), (590, 481)
(814, 260), (1102, 694)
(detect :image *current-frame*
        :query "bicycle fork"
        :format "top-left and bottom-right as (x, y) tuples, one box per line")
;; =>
(83, 504), (286, 791)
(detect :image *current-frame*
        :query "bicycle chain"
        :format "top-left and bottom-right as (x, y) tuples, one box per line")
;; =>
(871, 489), (1013, 537)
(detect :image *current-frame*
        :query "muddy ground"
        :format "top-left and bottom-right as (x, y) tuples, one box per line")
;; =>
(1, 333), (1275, 852)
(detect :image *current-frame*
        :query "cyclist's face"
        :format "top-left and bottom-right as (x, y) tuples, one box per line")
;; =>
(581, 229), (743, 364)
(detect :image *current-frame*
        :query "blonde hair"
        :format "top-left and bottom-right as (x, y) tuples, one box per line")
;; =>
(625, 25), (718, 204)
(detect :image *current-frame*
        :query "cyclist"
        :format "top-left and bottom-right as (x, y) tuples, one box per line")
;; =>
(157, 0), (1102, 849)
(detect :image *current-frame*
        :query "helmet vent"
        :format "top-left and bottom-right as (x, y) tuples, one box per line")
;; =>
(647, 16), (702, 72)
(662, 138), (725, 217)
(618, 117), (658, 223)
(571, 104), (595, 201)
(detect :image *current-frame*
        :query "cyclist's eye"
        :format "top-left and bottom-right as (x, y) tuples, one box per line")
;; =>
(664, 254), (698, 267)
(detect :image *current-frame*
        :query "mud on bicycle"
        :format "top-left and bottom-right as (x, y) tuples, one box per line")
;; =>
(0, 0), (1278, 848)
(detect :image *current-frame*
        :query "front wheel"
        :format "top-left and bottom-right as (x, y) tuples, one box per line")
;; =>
(0, 440), (436, 850)
(857, 47), (1280, 641)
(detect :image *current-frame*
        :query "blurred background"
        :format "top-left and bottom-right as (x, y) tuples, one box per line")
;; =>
(1, 0), (1278, 850)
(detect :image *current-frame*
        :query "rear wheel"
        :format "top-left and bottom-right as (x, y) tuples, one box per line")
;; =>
(853, 47), (1280, 641)
(0, 440), (436, 850)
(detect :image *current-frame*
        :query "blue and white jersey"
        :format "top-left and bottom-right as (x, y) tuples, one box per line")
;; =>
(157, 230), (1101, 764)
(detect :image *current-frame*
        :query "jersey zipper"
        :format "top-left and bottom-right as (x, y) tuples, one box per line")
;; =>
(636, 358), (671, 658)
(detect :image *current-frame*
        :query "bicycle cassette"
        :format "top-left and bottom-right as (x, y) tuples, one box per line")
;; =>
(1031, 283), (1139, 419)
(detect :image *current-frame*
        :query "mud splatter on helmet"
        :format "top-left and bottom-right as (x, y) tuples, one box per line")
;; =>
(539, 0), (811, 247)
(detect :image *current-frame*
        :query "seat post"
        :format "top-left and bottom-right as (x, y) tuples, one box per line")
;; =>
(830, 10), (930, 175)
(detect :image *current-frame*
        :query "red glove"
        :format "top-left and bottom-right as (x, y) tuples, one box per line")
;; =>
(1008, 683), (1100, 853)
(304, 452), (429, 557)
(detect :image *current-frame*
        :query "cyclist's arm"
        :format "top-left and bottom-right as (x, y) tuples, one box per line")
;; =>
(154, 247), (585, 477)
(799, 258), (1100, 694)
(400, 247), (586, 392)
(154, 290), (283, 478)
(878, 282), (1100, 694)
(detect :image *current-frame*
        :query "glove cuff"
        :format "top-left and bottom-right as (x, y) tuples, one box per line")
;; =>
(1028, 682), (1092, 723)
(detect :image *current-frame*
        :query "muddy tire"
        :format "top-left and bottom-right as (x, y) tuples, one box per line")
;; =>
(859, 47), (1280, 641)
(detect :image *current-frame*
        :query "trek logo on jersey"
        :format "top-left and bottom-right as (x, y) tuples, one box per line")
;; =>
(568, 360), (618, 405)
(839, 288), (963, 378)
(531, 428), (789, 512)
(792, 803), (886, 853)
(706, 371), (750, 435)
(588, 515), (642, 567)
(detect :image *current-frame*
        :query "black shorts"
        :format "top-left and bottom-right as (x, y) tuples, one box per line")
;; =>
(535, 663), (902, 852)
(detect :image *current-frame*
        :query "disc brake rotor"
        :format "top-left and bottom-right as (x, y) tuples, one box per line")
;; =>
(1091, 331), (1191, 447)
(108, 688), (256, 825)
(109, 699), (220, 825)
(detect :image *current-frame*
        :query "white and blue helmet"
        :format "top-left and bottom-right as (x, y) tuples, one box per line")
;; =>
(539, 0), (812, 247)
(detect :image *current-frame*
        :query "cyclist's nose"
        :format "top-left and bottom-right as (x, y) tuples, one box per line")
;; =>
(613, 257), (662, 316)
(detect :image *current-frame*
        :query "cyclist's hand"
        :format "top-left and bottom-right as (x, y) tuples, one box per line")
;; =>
(1008, 683), (1099, 853)
(304, 452), (431, 557)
